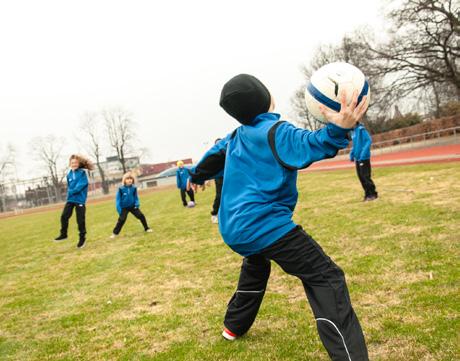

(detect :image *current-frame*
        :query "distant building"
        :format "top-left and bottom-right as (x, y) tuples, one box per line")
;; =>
(139, 158), (193, 176)
(137, 158), (193, 189)
(91, 156), (193, 189)
(92, 156), (141, 182)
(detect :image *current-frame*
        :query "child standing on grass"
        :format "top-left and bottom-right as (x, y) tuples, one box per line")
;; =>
(54, 154), (94, 249)
(350, 122), (378, 201)
(110, 172), (152, 238)
(176, 160), (195, 207)
(189, 74), (369, 360)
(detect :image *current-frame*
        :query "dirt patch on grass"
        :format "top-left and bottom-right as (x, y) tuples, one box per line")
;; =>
(369, 337), (435, 361)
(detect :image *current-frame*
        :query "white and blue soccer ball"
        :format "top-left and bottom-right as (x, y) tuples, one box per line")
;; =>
(187, 201), (195, 208)
(304, 62), (370, 124)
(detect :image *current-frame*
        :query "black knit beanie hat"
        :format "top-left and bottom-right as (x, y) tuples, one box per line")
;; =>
(219, 74), (271, 125)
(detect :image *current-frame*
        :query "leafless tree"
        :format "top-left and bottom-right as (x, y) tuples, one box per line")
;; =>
(102, 107), (136, 174)
(0, 144), (15, 177)
(293, 0), (459, 130)
(30, 135), (66, 202)
(80, 112), (109, 194)
(0, 144), (16, 212)
(366, 0), (460, 113)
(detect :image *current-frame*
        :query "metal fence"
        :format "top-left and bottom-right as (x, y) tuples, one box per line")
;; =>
(339, 126), (459, 155)
(0, 175), (104, 213)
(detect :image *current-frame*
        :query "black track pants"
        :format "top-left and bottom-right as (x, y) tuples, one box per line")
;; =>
(113, 207), (149, 235)
(355, 160), (377, 198)
(60, 202), (86, 237)
(180, 189), (195, 206)
(211, 178), (223, 216)
(224, 226), (369, 361)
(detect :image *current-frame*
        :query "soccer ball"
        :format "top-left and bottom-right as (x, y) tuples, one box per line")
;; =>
(187, 201), (195, 208)
(304, 62), (370, 124)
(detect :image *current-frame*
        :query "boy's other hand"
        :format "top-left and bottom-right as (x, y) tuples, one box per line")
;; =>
(318, 90), (368, 129)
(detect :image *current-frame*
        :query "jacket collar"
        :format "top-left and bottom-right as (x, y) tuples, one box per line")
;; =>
(252, 112), (281, 125)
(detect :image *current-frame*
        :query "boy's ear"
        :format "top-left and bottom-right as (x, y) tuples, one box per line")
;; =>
(269, 96), (275, 112)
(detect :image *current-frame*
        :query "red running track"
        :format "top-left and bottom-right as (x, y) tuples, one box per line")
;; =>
(304, 144), (460, 172)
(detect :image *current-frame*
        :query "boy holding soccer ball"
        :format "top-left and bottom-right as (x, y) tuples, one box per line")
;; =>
(189, 74), (369, 360)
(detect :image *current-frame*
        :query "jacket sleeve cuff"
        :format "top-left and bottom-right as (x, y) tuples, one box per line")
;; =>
(327, 123), (352, 139)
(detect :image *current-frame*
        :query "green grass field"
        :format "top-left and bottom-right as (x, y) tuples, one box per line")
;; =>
(1, 163), (459, 361)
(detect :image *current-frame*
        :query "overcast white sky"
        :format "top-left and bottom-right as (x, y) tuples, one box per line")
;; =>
(0, 0), (384, 179)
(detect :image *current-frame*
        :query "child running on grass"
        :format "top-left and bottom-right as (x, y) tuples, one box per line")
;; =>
(54, 154), (94, 249)
(189, 74), (369, 360)
(110, 172), (152, 238)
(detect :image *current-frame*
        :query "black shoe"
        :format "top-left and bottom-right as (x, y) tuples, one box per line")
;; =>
(77, 237), (86, 249)
(364, 194), (378, 202)
(54, 235), (67, 242)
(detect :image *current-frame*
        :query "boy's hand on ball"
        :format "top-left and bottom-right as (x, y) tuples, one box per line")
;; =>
(318, 90), (368, 129)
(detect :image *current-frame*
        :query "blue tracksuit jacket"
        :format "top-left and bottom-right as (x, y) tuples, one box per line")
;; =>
(115, 185), (140, 215)
(176, 167), (190, 190)
(66, 168), (89, 204)
(190, 112), (351, 256)
(349, 124), (372, 161)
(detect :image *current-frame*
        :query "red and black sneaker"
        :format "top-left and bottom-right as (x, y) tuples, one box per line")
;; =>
(222, 327), (238, 341)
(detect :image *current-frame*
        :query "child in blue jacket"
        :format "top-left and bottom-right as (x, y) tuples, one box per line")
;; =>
(111, 172), (152, 237)
(349, 123), (378, 201)
(176, 161), (195, 207)
(54, 154), (94, 249)
(189, 74), (370, 360)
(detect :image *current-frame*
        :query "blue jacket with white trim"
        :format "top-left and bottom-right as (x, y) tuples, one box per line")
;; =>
(116, 185), (140, 214)
(66, 168), (89, 204)
(189, 112), (351, 256)
(176, 167), (190, 190)
(349, 123), (372, 162)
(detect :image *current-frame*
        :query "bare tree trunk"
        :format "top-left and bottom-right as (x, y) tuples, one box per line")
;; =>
(99, 167), (109, 194)
(432, 83), (441, 118)
(96, 153), (109, 194)
(120, 148), (127, 173)
(103, 107), (136, 175)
